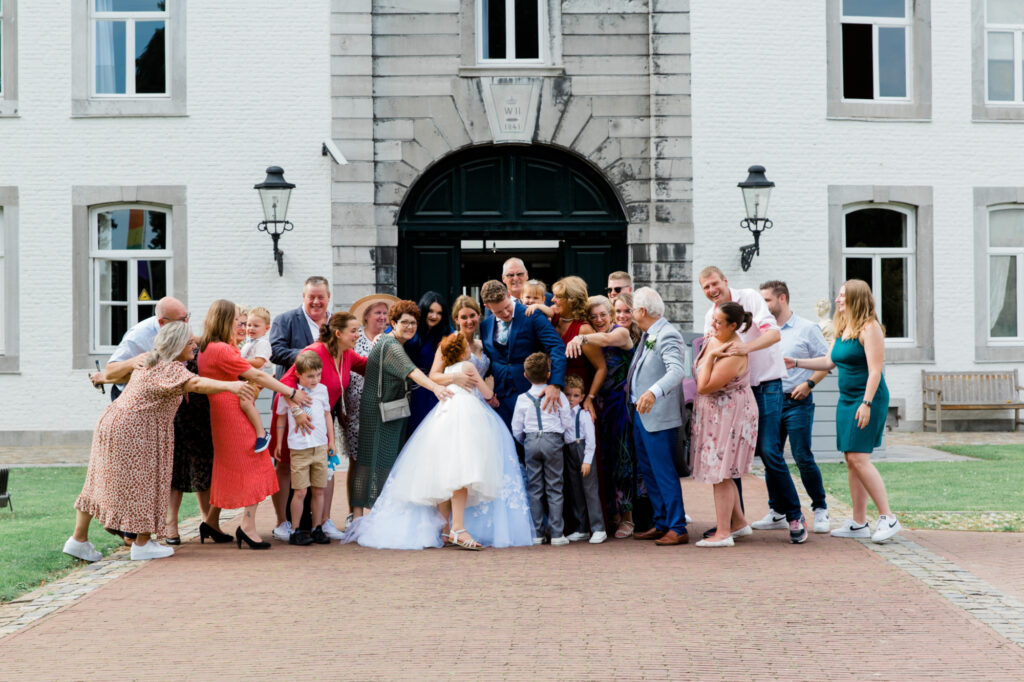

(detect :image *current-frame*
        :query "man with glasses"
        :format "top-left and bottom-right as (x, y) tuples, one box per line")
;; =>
(502, 257), (553, 305)
(91, 296), (189, 401)
(606, 271), (633, 299)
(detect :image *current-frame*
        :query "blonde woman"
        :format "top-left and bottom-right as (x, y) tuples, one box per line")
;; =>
(550, 276), (607, 420)
(785, 279), (899, 543)
(65, 322), (256, 562)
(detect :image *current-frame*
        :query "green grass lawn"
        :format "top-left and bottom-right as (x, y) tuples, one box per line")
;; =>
(805, 444), (1024, 532)
(0, 467), (199, 603)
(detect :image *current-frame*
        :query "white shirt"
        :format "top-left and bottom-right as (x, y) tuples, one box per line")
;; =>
(302, 308), (321, 343)
(108, 316), (161, 389)
(703, 287), (786, 387)
(629, 316), (670, 403)
(778, 313), (830, 393)
(241, 335), (274, 375)
(564, 404), (597, 465)
(275, 382), (331, 450)
(511, 383), (573, 442)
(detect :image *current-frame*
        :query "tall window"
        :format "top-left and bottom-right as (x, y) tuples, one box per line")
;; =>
(841, 0), (911, 100)
(988, 206), (1024, 340)
(478, 0), (544, 63)
(0, 0), (4, 97)
(0, 207), (5, 356)
(985, 0), (1024, 102)
(92, 0), (167, 96)
(842, 204), (916, 341)
(90, 205), (171, 352)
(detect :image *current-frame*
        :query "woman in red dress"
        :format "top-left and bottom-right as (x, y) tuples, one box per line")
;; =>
(198, 300), (312, 549)
(550, 276), (606, 420)
(268, 311), (368, 539)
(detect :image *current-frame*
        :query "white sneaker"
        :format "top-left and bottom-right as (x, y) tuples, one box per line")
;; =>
(730, 525), (753, 538)
(321, 519), (345, 540)
(550, 536), (570, 546)
(567, 531), (590, 542)
(532, 537), (546, 545)
(272, 521), (293, 542)
(63, 537), (102, 562)
(871, 515), (902, 543)
(589, 531), (607, 544)
(696, 537), (735, 548)
(813, 508), (830, 534)
(830, 518), (871, 538)
(685, 513), (692, 524)
(130, 540), (174, 561)
(751, 510), (788, 530)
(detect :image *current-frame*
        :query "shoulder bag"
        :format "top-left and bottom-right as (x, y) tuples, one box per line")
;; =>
(377, 340), (411, 422)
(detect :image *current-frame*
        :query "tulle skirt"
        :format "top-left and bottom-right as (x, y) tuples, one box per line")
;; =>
(347, 390), (535, 550)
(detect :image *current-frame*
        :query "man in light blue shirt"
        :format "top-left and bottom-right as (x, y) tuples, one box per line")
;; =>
(761, 281), (831, 533)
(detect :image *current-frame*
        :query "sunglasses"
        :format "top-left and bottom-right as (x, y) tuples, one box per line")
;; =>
(606, 286), (625, 295)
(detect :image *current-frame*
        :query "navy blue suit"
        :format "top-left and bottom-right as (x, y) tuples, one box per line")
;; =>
(480, 301), (567, 428)
(269, 306), (316, 379)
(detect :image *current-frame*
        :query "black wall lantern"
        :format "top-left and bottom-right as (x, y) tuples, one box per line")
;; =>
(737, 165), (775, 272)
(255, 166), (295, 276)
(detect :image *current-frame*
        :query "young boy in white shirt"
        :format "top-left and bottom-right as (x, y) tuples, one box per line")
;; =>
(273, 350), (334, 546)
(563, 374), (606, 544)
(240, 306), (274, 452)
(512, 352), (574, 546)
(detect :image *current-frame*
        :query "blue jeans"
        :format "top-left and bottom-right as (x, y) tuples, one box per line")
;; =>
(752, 380), (802, 521)
(778, 395), (827, 512)
(632, 416), (687, 534)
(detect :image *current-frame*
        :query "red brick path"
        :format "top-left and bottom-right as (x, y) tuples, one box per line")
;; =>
(1, 476), (1023, 680)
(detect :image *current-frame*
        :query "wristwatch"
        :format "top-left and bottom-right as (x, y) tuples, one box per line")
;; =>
(862, 399), (872, 407)
(806, 379), (816, 390)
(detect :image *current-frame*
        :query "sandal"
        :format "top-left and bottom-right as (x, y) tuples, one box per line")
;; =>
(614, 521), (635, 539)
(441, 527), (453, 547)
(449, 529), (483, 551)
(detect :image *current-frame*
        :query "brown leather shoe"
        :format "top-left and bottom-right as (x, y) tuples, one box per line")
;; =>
(654, 530), (689, 546)
(633, 527), (667, 541)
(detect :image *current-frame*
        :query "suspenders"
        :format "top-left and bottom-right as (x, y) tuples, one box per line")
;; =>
(526, 393), (544, 432)
(574, 407), (582, 442)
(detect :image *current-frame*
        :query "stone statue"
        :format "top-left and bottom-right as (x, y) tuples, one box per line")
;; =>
(816, 297), (834, 345)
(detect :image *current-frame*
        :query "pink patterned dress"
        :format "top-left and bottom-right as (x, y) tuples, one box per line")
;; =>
(690, 345), (759, 485)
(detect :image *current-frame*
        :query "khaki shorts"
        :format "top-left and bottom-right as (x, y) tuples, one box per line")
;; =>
(290, 445), (328, 489)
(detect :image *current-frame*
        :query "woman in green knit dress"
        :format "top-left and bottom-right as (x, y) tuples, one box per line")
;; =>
(350, 300), (451, 517)
(785, 279), (900, 544)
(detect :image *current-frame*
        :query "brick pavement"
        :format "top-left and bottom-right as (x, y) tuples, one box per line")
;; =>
(3, 477), (1024, 680)
(906, 530), (1024, 604)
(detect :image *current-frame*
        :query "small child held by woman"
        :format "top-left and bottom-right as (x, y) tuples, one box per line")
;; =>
(240, 306), (274, 452)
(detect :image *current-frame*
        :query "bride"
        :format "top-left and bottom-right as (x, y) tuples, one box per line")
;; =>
(349, 328), (534, 550)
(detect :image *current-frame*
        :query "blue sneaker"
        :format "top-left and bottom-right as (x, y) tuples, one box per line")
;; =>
(254, 434), (271, 453)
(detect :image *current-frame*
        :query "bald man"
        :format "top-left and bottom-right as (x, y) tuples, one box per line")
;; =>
(502, 257), (553, 305)
(92, 296), (189, 401)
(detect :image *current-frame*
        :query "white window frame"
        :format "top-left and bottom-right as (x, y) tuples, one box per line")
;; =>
(0, 0), (17, 116)
(88, 203), (173, 355)
(0, 206), (5, 356)
(987, 204), (1024, 344)
(840, 0), (913, 102)
(841, 202), (917, 345)
(475, 0), (548, 65)
(90, 1), (169, 98)
(984, 2), (1024, 105)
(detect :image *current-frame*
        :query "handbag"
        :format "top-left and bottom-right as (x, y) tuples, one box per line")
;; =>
(377, 348), (411, 422)
(674, 405), (693, 478)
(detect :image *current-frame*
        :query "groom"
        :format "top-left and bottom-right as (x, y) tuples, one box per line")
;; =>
(479, 280), (567, 429)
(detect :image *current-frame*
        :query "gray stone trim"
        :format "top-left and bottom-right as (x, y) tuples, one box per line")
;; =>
(71, 0), (187, 118)
(0, 430), (93, 447)
(827, 185), (934, 363)
(971, 0), (1024, 122)
(973, 187), (1024, 361)
(0, 187), (18, 373)
(0, 0), (18, 117)
(825, 0), (932, 121)
(71, 185), (188, 370)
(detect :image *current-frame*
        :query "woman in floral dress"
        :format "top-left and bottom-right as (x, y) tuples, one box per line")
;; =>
(691, 302), (759, 549)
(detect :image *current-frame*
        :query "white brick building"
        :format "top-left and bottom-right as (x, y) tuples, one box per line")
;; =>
(1, 0), (1021, 443)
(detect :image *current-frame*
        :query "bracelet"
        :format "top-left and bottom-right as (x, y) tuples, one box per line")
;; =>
(794, 359), (800, 369)
(580, 334), (587, 345)
(587, 394), (596, 400)
(289, 388), (296, 401)
(861, 399), (872, 407)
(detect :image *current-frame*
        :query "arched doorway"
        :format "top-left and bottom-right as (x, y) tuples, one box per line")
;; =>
(398, 144), (628, 302)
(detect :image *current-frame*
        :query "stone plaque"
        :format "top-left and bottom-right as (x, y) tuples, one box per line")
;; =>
(481, 77), (541, 142)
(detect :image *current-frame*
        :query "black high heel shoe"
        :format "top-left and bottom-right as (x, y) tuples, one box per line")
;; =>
(235, 527), (271, 550)
(165, 536), (181, 546)
(199, 522), (233, 544)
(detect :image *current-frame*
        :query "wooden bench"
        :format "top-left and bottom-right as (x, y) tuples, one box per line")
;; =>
(921, 370), (1024, 432)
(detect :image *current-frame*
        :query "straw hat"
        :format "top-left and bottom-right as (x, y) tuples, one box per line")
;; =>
(349, 293), (400, 326)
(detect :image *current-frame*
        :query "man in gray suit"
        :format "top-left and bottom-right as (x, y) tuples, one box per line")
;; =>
(627, 287), (689, 545)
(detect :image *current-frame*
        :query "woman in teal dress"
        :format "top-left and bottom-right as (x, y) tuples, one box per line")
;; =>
(785, 279), (901, 544)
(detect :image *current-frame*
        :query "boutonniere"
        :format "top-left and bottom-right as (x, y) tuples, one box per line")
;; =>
(644, 336), (657, 351)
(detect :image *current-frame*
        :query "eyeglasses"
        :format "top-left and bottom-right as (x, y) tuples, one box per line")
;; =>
(606, 286), (624, 295)
(396, 320), (417, 327)
(504, 271), (526, 279)
(160, 313), (190, 323)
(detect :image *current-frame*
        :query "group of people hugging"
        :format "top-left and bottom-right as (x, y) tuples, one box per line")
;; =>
(64, 258), (898, 562)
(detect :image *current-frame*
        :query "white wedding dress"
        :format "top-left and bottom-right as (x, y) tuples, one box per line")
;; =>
(350, 355), (534, 549)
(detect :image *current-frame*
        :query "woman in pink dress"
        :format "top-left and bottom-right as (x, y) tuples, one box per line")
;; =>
(691, 302), (759, 548)
(198, 300), (313, 549)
